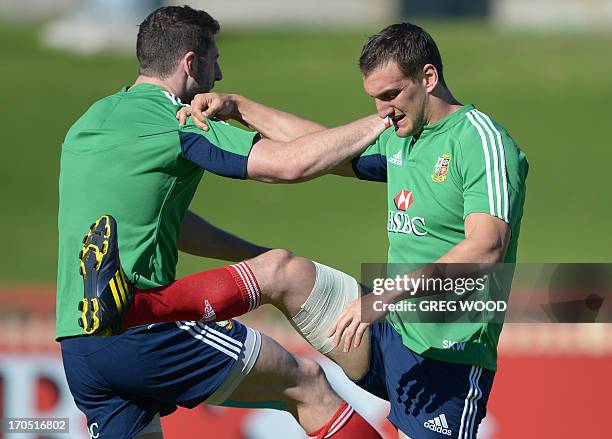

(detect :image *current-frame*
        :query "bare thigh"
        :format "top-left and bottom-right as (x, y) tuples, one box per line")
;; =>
(325, 326), (371, 381)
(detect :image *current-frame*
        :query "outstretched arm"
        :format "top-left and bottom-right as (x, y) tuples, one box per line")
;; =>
(178, 93), (388, 182)
(246, 114), (388, 183)
(177, 93), (375, 179)
(178, 210), (269, 262)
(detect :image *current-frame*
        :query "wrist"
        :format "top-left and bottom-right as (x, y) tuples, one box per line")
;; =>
(367, 114), (393, 132)
(232, 94), (255, 124)
(227, 93), (241, 115)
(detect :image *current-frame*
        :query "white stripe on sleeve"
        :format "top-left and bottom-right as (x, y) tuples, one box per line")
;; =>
(475, 110), (510, 222)
(466, 113), (495, 216)
(471, 110), (503, 218)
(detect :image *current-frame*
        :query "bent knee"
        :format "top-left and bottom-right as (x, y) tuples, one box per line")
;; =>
(261, 248), (295, 270)
(257, 248), (296, 286)
(250, 249), (307, 301)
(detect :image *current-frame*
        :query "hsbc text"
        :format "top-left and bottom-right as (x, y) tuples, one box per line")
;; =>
(387, 211), (427, 236)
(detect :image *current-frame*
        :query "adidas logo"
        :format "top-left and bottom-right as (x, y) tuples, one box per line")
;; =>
(423, 414), (452, 436)
(388, 150), (403, 165)
(202, 299), (217, 322)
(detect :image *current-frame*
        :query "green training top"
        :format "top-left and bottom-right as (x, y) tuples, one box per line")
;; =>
(352, 104), (528, 370)
(57, 83), (257, 339)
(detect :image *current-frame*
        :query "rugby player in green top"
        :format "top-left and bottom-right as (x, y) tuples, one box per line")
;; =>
(76, 17), (528, 439)
(184, 24), (528, 438)
(181, 24), (528, 437)
(59, 5), (392, 439)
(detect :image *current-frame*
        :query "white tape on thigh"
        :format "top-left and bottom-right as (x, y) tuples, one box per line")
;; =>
(291, 262), (359, 354)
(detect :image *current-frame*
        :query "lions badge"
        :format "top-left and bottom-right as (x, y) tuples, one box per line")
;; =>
(432, 153), (451, 183)
(216, 320), (234, 330)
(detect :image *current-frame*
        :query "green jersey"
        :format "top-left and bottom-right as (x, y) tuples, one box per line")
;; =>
(353, 104), (528, 370)
(57, 83), (257, 339)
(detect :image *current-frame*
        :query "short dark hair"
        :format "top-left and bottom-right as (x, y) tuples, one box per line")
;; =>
(137, 6), (220, 78)
(359, 23), (446, 86)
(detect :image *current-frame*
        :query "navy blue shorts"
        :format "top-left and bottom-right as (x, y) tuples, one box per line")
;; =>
(61, 320), (261, 439)
(355, 321), (494, 439)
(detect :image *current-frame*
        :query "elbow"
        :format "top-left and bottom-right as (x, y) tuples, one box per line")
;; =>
(464, 236), (508, 268)
(462, 216), (511, 268)
(490, 228), (511, 264)
(250, 142), (313, 183)
(487, 247), (506, 265)
(280, 168), (308, 183)
(270, 161), (310, 183)
(481, 239), (508, 266)
(276, 149), (314, 182)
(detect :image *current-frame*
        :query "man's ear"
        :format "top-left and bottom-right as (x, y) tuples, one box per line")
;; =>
(182, 51), (197, 77)
(422, 63), (439, 93)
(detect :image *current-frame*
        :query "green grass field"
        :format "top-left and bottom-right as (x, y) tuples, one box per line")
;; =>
(1, 21), (611, 284)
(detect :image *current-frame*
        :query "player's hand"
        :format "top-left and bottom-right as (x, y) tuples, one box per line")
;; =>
(176, 106), (193, 127)
(328, 293), (388, 352)
(176, 93), (238, 130)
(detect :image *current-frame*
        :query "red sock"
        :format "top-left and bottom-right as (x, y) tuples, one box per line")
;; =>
(307, 402), (382, 439)
(122, 262), (261, 328)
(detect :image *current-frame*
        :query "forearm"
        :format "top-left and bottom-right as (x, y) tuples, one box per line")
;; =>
(386, 237), (506, 304)
(249, 114), (388, 183)
(233, 94), (326, 141)
(437, 236), (506, 266)
(178, 211), (269, 262)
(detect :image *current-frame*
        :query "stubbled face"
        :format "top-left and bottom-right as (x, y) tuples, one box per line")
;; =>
(363, 60), (428, 137)
(185, 38), (223, 100)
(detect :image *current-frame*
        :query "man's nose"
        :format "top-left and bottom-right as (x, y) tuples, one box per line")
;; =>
(215, 64), (223, 81)
(375, 99), (393, 118)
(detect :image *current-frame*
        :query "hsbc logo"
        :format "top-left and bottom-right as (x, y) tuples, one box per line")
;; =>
(389, 189), (427, 236)
(394, 189), (414, 211)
